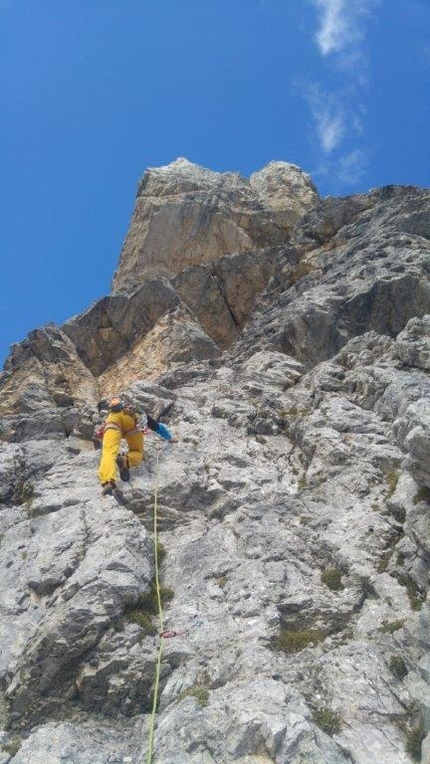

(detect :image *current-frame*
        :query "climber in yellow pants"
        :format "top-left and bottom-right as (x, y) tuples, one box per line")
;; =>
(96, 396), (174, 496)
(98, 409), (144, 494)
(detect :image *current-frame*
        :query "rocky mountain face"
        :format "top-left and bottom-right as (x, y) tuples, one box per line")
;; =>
(111, 158), (318, 290)
(0, 159), (430, 764)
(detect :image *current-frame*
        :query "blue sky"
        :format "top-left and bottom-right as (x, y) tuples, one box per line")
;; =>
(1, 0), (429, 367)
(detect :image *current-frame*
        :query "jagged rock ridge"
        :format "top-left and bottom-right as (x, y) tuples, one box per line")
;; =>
(0, 160), (430, 764)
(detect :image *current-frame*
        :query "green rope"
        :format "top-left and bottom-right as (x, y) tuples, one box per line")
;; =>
(153, 449), (164, 634)
(145, 448), (164, 764)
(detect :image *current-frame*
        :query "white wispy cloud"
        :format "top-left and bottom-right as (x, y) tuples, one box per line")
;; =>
(319, 111), (344, 153)
(300, 0), (375, 188)
(304, 86), (345, 154)
(314, 0), (352, 56)
(313, 0), (372, 57)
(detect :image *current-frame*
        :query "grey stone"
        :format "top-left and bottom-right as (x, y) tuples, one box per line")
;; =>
(396, 398), (430, 487)
(112, 158), (317, 291)
(233, 186), (430, 368)
(422, 733), (430, 764)
(8, 719), (143, 764)
(0, 325), (98, 419)
(418, 655), (430, 683)
(1, 168), (430, 763)
(396, 315), (430, 370)
(417, 603), (430, 649)
(63, 278), (181, 376)
(249, 160), (319, 229)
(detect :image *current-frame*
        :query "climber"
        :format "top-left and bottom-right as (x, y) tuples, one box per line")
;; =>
(95, 396), (176, 496)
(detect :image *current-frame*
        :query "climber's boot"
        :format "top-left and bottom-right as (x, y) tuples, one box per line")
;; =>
(101, 479), (117, 496)
(116, 455), (130, 482)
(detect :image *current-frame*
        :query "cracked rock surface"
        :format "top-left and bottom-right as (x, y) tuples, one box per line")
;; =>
(0, 160), (429, 763)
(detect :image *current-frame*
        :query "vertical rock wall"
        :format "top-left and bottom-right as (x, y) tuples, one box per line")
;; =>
(0, 161), (429, 764)
(111, 158), (318, 291)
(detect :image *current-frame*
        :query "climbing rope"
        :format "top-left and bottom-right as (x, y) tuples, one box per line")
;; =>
(145, 447), (164, 764)
(143, 442), (190, 763)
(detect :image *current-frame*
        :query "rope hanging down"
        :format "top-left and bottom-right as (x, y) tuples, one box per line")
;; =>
(145, 448), (164, 764)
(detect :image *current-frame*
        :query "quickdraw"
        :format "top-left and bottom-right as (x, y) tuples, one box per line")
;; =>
(159, 629), (188, 639)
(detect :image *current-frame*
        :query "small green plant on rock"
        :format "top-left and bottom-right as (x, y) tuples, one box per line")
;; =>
(405, 723), (426, 761)
(2, 740), (21, 757)
(177, 686), (210, 707)
(19, 480), (34, 506)
(124, 609), (157, 636)
(397, 575), (425, 612)
(376, 550), (392, 573)
(385, 471), (399, 497)
(276, 626), (325, 654)
(312, 707), (342, 736)
(123, 580), (174, 636)
(413, 486), (430, 505)
(139, 583), (174, 614)
(297, 473), (307, 491)
(167, 670), (211, 718)
(321, 567), (343, 591)
(258, 409), (273, 420)
(389, 655), (408, 680)
(378, 618), (406, 634)
(156, 541), (167, 564)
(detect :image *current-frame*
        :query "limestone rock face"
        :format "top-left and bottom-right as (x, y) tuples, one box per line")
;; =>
(396, 315), (430, 371)
(173, 248), (279, 349)
(111, 158), (318, 292)
(1, 163), (430, 764)
(250, 161), (319, 229)
(233, 185), (430, 368)
(62, 278), (181, 376)
(0, 325), (98, 417)
(98, 304), (220, 397)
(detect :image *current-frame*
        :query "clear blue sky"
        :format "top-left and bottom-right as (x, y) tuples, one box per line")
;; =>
(1, 0), (429, 367)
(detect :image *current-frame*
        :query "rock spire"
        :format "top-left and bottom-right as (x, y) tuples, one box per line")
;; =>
(111, 157), (318, 292)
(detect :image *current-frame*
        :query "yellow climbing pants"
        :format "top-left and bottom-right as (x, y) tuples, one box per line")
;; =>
(98, 411), (144, 484)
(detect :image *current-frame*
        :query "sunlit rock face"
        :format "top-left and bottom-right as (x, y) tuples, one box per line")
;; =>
(111, 157), (318, 291)
(250, 160), (319, 229)
(1, 162), (430, 764)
